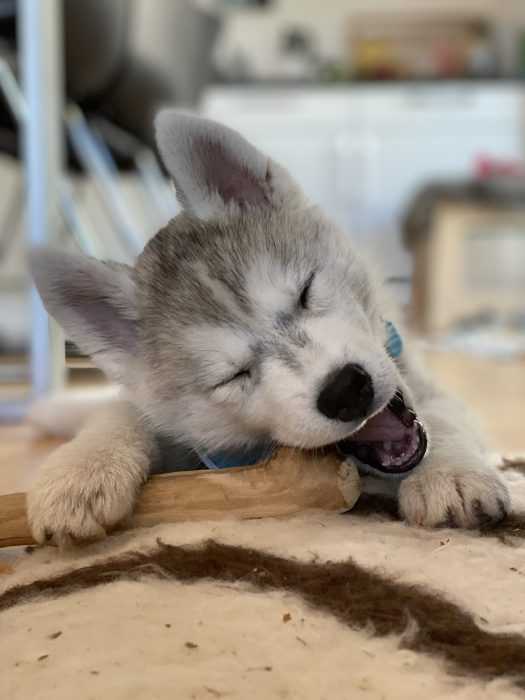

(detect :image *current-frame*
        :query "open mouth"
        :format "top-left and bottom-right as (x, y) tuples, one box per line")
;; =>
(336, 391), (428, 477)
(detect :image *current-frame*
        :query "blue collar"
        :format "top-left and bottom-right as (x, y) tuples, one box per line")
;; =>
(198, 442), (274, 470)
(198, 320), (403, 470)
(384, 319), (403, 359)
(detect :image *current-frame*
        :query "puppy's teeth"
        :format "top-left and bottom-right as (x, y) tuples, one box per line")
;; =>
(392, 442), (405, 457)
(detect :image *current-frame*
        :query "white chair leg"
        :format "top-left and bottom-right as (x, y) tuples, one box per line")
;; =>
(19, 0), (66, 401)
(66, 105), (144, 260)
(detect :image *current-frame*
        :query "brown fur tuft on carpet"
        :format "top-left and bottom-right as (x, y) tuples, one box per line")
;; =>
(2, 538), (525, 689)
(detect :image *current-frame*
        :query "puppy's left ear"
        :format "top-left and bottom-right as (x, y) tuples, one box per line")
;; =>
(154, 110), (302, 219)
(30, 249), (138, 384)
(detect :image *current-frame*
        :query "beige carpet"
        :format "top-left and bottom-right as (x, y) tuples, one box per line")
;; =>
(2, 460), (525, 700)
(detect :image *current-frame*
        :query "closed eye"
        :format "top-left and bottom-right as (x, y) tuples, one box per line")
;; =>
(215, 366), (252, 389)
(299, 272), (315, 310)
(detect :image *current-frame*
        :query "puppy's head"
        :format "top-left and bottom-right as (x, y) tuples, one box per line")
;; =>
(32, 112), (420, 471)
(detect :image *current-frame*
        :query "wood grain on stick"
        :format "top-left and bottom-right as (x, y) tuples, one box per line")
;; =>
(0, 448), (360, 549)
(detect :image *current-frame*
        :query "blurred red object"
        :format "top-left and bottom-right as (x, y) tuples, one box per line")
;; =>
(475, 155), (525, 179)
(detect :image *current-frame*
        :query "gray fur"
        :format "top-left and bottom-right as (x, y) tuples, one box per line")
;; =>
(30, 251), (137, 383)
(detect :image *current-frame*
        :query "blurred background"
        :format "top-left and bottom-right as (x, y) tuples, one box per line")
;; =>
(1, 0), (524, 456)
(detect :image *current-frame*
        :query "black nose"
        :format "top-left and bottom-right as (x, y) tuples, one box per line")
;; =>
(317, 363), (374, 422)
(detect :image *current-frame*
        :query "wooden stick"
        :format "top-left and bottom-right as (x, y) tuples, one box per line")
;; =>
(0, 493), (31, 548)
(0, 448), (360, 549)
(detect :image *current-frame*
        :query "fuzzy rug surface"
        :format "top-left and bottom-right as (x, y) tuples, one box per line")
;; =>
(3, 460), (525, 700)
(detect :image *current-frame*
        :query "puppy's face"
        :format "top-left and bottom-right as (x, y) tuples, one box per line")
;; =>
(134, 206), (400, 453)
(32, 112), (420, 471)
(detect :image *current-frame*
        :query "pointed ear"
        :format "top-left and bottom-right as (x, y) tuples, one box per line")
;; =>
(30, 249), (137, 383)
(154, 110), (301, 219)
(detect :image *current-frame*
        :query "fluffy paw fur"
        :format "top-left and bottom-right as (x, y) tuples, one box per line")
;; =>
(399, 461), (510, 529)
(27, 436), (150, 547)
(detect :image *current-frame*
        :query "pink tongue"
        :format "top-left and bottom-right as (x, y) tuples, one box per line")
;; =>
(349, 407), (407, 443)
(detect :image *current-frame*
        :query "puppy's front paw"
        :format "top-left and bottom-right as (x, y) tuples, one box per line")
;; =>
(27, 441), (145, 547)
(399, 462), (509, 529)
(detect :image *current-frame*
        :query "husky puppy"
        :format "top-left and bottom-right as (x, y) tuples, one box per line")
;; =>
(28, 111), (509, 545)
